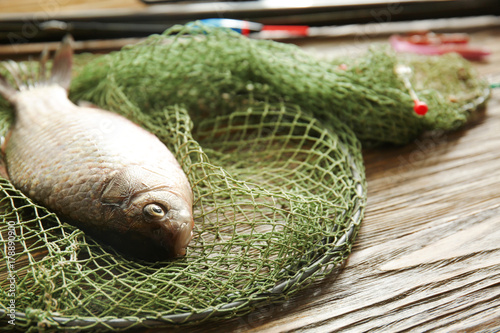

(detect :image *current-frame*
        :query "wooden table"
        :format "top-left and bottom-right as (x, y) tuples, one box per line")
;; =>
(163, 24), (500, 333)
(1, 2), (499, 330)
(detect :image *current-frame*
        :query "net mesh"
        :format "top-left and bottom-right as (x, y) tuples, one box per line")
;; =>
(0, 23), (489, 331)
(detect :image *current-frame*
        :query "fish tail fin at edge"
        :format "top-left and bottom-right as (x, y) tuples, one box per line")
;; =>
(0, 34), (74, 103)
(0, 73), (17, 103)
(50, 34), (74, 91)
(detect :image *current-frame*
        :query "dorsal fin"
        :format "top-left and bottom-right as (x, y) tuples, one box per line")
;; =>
(38, 47), (49, 86)
(0, 35), (74, 104)
(50, 35), (74, 91)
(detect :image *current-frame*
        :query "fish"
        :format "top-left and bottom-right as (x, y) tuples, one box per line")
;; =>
(0, 36), (194, 261)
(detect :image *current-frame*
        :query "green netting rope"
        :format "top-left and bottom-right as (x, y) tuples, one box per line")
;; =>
(0, 23), (489, 331)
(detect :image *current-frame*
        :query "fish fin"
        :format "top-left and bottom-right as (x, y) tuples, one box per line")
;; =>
(38, 46), (50, 86)
(0, 35), (73, 101)
(0, 131), (10, 180)
(0, 73), (17, 103)
(0, 159), (10, 181)
(50, 34), (74, 91)
(1, 130), (11, 155)
(3, 60), (25, 90)
(101, 170), (131, 206)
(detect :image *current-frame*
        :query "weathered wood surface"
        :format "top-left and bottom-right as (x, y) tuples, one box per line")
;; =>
(159, 27), (500, 333)
(0, 0), (145, 14)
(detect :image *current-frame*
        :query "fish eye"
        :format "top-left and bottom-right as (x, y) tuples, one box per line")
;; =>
(143, 203), (166, 219)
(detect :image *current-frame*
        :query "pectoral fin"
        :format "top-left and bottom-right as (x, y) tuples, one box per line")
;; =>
(101, 170), (132, 206)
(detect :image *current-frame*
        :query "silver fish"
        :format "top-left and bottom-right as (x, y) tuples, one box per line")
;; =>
(0, 36), (194, 260)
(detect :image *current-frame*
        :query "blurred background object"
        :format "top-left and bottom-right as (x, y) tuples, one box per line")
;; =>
(0, 0), (499, 45)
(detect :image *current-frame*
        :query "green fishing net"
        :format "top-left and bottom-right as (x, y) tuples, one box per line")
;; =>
(0, 23), (489, 331)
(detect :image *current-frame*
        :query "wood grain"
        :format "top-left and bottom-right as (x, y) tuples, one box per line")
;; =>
(156, 27), (500, 333)
(0, 0), (145, 14)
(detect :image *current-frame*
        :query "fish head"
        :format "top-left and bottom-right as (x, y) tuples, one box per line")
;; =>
(126, 189), (194, 257)
(101, 166), (194, 260)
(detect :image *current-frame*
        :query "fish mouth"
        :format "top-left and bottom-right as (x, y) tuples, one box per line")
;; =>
(171, 223), (193, 257)
(88, 210), (194, 261)
(158, 210), (194, 258)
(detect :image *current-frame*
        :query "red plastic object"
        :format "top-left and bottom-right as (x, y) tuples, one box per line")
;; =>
(413, 100), (428, 116)
(390, 32), (491, 61)
(261, 25), (309, 37)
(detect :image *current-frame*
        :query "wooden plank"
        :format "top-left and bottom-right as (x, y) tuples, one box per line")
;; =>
(0, 38), (145, 59)
(0, 0), (145, 14)
(158, 28), (500, 333)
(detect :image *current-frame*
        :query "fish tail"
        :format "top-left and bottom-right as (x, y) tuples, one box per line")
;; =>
(0, 35), (74, 103)
(49, 34), (74, 91)
(0, 73), (17, 103)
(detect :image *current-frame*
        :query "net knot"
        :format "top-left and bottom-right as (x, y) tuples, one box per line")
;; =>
(25, 308), (58, 329)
